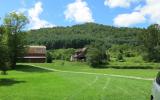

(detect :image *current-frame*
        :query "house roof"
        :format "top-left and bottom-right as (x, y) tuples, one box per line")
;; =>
(19, 56), (46, 59)
(29, 46), (46, 48)
(75, 47), (87, 53)
(27, 46), (46, 54)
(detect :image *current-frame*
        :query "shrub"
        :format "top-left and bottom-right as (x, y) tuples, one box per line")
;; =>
(142, 45), (160, 62)
(86, 48), (101, 66)
(124, 51), (135, 57)
(50, 48), (75, 61)
(46, 52), (52, 63)
(109, 44), (137, 58)
(86, 42), (109, 67)
(117, 51), (125, 62)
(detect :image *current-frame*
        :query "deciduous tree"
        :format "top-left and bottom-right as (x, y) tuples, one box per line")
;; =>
(139, 24), (160, 62)
(3, 12), (28, 68)
(0, 26), (10, 75)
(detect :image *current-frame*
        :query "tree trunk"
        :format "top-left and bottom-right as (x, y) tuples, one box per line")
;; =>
(10, 53), (17, 69)
(11, 61), (16, 69)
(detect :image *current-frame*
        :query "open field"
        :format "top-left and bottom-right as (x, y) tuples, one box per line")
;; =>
(109, 56), (160, 69)
(31, 60), (160, 78)
(0, 61), (159, 100)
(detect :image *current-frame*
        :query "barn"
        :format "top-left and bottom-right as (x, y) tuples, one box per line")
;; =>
(70, 48), (87, 61)
(19, 46), (46, 63)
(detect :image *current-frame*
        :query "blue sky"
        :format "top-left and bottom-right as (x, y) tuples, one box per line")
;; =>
(0, 0), (160, 29)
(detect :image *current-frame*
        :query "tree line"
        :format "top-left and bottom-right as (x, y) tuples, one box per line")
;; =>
(26, 23), (144, 49)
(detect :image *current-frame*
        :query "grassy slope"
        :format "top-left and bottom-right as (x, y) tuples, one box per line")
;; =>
(0, 61), (159, 100)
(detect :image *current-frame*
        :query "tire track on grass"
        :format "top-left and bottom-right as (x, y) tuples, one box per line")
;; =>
(24, 64), (154, 81)
(64, 76), (99, 100)
(100, 78), (111, 100)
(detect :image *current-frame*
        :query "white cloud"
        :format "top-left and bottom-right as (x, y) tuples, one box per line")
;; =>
(64, 0), (94, 23)
(104, 0), (138, 8)
(114, 0), (160, 27)
(140, 0), (160, 24)
(114, 12), (146, 27)
(28, 2), (55, 29)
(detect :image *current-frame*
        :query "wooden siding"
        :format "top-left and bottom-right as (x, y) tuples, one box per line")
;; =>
(19, 46), (46, 63)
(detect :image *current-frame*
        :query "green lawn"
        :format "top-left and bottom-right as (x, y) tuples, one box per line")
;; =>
(109, 56), (160, 69)
(0, 61), (159, 100)
(31, 60), (159, 78)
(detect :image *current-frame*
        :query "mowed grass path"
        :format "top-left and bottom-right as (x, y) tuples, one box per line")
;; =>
(0, 61), (159, 100)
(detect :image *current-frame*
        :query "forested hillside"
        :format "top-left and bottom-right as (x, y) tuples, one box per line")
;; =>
(26, 23), (145, 49)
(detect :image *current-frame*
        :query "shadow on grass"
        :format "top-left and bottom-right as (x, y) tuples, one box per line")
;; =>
(15, 65), (52, 73)
(92, 65), (160, 69)
(107, 65), (157, 69)
(0, 78), (26, 86)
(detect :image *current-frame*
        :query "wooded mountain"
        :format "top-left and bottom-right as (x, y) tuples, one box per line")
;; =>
(26, 23), (145, 50)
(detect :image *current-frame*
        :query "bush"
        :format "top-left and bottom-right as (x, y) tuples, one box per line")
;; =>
(142, 45), (160, 62)
(86, 48), (100, 66)
(46, 52), (52, 63)
(86, 42), (109, 67)
(124, 51), (135, 57)
(50, 48), (75, 61)
(109, 44), (137, 58)
(117, 52), (125, 62)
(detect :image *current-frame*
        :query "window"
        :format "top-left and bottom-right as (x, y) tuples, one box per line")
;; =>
(156, 71), (160, 85)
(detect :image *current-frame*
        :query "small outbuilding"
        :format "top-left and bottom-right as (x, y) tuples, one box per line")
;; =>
(19, 46), (46, 63)
(70, 48), (87, 61)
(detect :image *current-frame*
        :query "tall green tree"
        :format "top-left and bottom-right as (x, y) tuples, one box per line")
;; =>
(0, 26), (10, 75)
(3, 12), (28, 68)
(86, 41), (109, 67)
(139, 24), (160, 62)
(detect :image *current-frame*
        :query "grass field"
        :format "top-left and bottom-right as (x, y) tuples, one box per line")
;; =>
(109, 56), (160, 69)
(31, 60), (159, 78)
(0, 61), (159, 100)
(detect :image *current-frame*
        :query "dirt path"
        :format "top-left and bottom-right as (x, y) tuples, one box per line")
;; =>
(25, 64), (154, 81)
